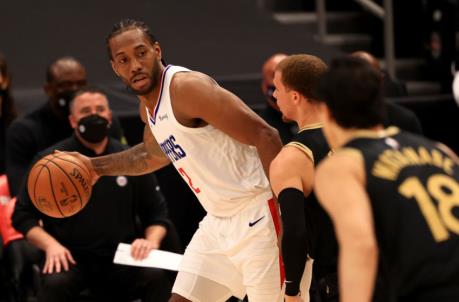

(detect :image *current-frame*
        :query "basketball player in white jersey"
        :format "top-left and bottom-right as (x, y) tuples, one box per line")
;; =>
(67, 19), (284, 302)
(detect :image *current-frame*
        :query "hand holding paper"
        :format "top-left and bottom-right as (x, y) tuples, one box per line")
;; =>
(113, 243), (182, 271)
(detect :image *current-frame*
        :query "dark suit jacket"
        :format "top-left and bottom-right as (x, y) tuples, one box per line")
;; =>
(384, 101), (423, 135)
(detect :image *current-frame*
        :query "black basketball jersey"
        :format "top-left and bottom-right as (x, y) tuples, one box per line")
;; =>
(287, 123), (338, 278)
(343, 127), (459, 299)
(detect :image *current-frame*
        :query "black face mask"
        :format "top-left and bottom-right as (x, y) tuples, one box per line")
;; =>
(56, 90), (76, 116)
(266, 85), (276, 103)
(77, 114), (110, 143)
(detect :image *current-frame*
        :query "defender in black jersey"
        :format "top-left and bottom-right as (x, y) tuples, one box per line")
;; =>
(315, 56), (459, 302)
(269, 54), (338, 302)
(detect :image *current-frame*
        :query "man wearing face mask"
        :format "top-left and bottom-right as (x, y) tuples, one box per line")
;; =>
(259, 53), (297, 144)
(5, 56), (124, 196)
(12, 86), (173, 302)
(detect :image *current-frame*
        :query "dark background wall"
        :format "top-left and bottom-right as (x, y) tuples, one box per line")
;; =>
(1, 0), (457, 153)
(1, 0), (340, 111)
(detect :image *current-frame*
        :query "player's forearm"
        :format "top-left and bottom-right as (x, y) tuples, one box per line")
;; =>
(282, 230), (308, 295)
(340, 240), (378, 302)
(91, 143), (166, 176)
(256, 126), (282, 177)
(26, 226), (59, 252)
(279, 188), (309, 296)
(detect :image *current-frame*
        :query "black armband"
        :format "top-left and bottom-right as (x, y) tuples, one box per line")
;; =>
(279, 187), (310, 296)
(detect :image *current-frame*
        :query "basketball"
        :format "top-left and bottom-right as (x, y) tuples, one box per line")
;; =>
(27, 153), (92, 218)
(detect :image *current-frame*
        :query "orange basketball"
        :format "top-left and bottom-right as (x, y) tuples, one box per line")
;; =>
(27, 153), (92, 218)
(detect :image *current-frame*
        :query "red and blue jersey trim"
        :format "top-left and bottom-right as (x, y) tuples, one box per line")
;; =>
(148, 64), (172, 125)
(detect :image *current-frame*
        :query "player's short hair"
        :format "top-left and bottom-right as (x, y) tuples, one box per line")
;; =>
(275, 54), (327, 101)
(106, 18), (159, 60)
(316, 56), (385, 128)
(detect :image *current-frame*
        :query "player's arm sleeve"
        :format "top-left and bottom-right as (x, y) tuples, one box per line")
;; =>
(6, 121), (38, 196)
(279, 187), (310, 296)
(135, 172), (171, 229)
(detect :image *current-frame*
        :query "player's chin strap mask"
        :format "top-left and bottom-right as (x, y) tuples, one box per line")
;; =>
(77, 114), (110, 143)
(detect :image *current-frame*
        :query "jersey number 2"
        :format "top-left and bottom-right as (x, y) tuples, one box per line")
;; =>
(178, 167), (201, 194)
(399, 174), (459, 242)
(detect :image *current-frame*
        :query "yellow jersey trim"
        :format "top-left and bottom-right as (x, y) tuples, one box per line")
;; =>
(350, 126), (399, 140)
(286, 142), (314, 163)
(298, 122), (323, 133)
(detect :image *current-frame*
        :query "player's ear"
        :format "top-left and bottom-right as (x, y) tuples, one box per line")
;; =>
(291, 91), (300, 104)
(153, 42), (162, 60)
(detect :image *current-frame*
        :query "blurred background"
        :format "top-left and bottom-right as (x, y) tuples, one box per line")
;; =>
(1, 0), (458, 151)
(0, 1), (458, 301)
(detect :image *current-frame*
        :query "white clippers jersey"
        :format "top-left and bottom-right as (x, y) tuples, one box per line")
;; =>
(146, 65), (272, 217)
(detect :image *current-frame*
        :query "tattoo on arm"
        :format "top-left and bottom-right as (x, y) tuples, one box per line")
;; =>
(91, 125), (169, 176)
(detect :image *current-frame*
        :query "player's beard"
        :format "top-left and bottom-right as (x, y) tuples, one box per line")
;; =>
(130, 58), (161, 96)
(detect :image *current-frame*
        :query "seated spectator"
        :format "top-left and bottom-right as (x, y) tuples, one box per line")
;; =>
(13, 87), (173, 302)
(0, 52), (23, 302)
(0, 53), (17, 174)
(6, 56), (125, 196)
(259, 53), (297, 144)
(0, 186), (41, 302)
(351, 51), (423, 134)
(351, 50), (407, 98)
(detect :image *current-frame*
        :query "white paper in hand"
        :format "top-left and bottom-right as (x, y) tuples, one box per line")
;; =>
(113, 243), (183, 271)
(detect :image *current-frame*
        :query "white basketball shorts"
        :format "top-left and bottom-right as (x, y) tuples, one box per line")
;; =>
(172, 198), (284, 301)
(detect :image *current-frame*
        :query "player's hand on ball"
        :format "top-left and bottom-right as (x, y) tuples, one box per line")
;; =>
(131, 238), (159, 260)
(43, 241), (76, 274)
(55, 150), (100, 185)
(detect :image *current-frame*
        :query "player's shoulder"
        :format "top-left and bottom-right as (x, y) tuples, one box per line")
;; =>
(317, 147), (364, 179)
(276, 145), (313, 164)
(315, 149), (366, 201)
(270, 145), (313, 176)
(436, 142), (459, 164)
(171, 70), (216, 94)
(170, 71), (220, 112)
(283, 141), (315, 163)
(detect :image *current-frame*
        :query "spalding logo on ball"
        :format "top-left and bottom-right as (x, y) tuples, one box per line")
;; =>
(27, 153), (92, 218)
